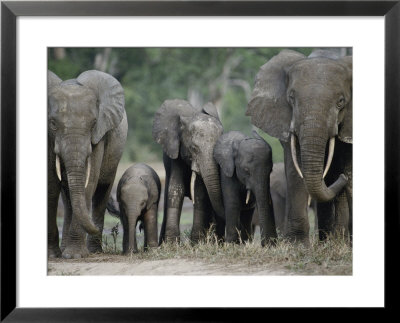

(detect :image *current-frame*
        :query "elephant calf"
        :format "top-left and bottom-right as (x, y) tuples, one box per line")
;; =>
(107, 163), (160, 254)
(214, 131), (277, 246)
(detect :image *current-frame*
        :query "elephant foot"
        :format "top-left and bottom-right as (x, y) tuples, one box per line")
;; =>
(87, 243), (103, 254)
(190, 231), (206, 244)
(87, 237), (103, 254)
(62, 245), (90, 259)
(287, 235), (310, 247)
(123, 248), (138, 255)
(261, 237), (277, 247)
(163, 229), (180, 244)
(48, 246), (62, 258)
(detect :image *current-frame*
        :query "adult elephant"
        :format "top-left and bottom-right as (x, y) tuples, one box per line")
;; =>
(246, 49), (352, 243)
(213, 131), (276, 246)
(48, 70), (127, 258)
(152, 99), (225, 243)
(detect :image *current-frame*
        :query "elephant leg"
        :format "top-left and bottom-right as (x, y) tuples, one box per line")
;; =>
(346, 185), (352, 238)
(62, 215), (89, 259)
(161, 158), (185, 243)
(334, 190), (350, 239)
(344, 148), (353, 238)
(239, 208), (254, 242)
(221, 174), (242, 243)
(282, 141), (310, 244)
(48, 179), (61, 258)
(60, 189), (72, 252)
(143, 204), (158, 250)
(317, 201), (334, 240)
(120, 207), (130, 254)
(127, 212), (139, 253)
(191, 176), (210, 243)
(87, 182), (113, 253)
(213, 211), (225, 242)
(272, 192), (286, 236)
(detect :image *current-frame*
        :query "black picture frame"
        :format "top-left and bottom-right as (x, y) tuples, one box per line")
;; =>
(1, 1), (398, 321)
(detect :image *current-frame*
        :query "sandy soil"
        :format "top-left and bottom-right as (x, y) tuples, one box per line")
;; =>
(48, 255), (296, 276)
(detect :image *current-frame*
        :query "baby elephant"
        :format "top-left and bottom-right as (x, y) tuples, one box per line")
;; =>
(214, 131), (277, 246)
(107, 163), (161, 254)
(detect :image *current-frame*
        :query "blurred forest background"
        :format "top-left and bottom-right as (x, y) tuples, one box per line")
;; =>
(48, 47), (350, 164)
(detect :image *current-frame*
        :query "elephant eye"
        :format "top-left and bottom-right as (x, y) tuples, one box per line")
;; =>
(49, 119), (57, 131)
(337, 96), (345, 109)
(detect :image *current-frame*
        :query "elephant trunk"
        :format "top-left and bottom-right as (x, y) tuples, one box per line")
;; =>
(299, 128), (347, 202)
(124, 203), (141, 253)
(199, 163), (225, 220)
(254, 184), (277, 246)
(61, 139), (98, 235)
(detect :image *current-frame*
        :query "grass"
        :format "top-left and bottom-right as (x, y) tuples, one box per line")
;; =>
(100, 224), (352, 275)
(56, 201), (351, 275)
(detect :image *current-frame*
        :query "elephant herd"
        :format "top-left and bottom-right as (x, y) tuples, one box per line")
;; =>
(48, 49), (352, 259)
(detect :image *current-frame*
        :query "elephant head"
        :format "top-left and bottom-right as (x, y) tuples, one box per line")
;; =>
(152, 99), (224, 218)
(214, 130), (276, 244)
(246, 50), (352, 202)
(48, 70), (125, 234)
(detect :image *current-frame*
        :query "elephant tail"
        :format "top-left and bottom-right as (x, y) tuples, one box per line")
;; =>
(106, 198), (120, 218)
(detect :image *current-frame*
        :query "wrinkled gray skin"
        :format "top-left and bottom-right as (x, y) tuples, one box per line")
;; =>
(214, 131), (276, 246)
(48, 70), (127, 258)
(251, 163), (286, 235)
(106, 164), (160, 254)
(152, 99), (225, 243)
(251, 162), (318, 235)
(246, 49), (352, 243)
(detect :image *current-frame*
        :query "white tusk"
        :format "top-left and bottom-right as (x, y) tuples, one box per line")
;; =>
(85, 157), (91, 188)
(323, 137), (335, 179)
(55, 155), (62, 181)
(190, 171), (196, 205)
(246, 190), (251, 205)
(308, 195), (312, 207)
(291, 134), (303, 179)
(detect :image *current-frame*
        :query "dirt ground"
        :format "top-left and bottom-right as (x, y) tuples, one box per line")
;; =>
(47, 254), (349, 276)
(48, 255), (294, 276)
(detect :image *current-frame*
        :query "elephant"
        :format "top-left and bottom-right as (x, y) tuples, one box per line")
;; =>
(251, 162), (318, 236)
(213, 130), (277, 246)
(152, 99), (225, 243)
(106, 163), (160, 254)
(48, 70), (127, 258)
(251, 162), (286, 235)
(246, 49), (352, 243)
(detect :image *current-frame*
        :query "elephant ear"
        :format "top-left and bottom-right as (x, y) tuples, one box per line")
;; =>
(338, 56), (352, 144)
(48, 70), (62, 91)
(152, 99), (196, 159)
(202, 102), (221, 123)
(77, 70), (125, 145)
(214, 131), (247, 177)
(245, 50), (306, 142)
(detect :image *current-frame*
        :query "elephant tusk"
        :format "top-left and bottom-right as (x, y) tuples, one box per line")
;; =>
(323, 137), (335, 179)
(55, 155), (62, 181)
(245, 190), (251, 205)
(308, 195), (312, 207)
(291, 134), (303, 179)
(85, 156), (91, 188)
(190, 171), (196, 205)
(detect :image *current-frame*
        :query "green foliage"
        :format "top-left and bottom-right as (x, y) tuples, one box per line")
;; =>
(48, 47), (332, 164)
